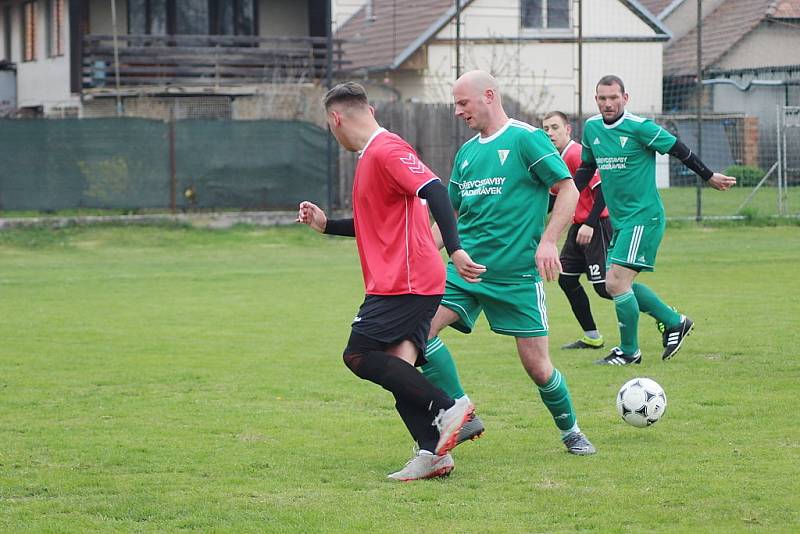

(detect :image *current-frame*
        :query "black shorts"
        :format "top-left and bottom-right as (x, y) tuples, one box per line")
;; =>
(344, 294), (442, 365)
(560, 218), (613, 284)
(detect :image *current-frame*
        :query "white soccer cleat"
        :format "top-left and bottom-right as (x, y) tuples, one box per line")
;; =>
(387, 449), (454, 481)
(432, 396), (474, 455)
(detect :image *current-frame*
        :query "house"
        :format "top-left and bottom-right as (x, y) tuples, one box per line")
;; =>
(657, 0), (800, 171)
(0, 0), (342, 117)
(639, 0), (727, 42)
(335, 0), (671, 115)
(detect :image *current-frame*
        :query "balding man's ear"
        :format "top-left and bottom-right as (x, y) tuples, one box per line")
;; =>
(484, 89), (495, 104)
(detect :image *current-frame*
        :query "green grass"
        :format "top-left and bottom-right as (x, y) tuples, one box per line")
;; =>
(660, 185), (799, 219)
(0, 185), (798, 222)
(0, 225), (798, 532)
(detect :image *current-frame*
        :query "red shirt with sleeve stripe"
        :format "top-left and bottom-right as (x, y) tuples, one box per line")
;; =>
(559, 140), (609, 224)
(352, 128), (445, 295)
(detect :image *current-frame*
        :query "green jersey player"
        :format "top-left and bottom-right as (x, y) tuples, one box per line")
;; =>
(575, 75), (736, 365)
(422, 70), (596, 456)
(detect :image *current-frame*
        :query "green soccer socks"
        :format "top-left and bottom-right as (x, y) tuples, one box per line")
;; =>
(537, 368), (577, 433)
(614, 290), (640, 355)
(632, 283), (682, 328)
(421, 337), (466, 401)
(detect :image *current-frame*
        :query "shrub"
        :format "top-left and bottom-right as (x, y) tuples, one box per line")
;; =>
(724, 164), (766, 187)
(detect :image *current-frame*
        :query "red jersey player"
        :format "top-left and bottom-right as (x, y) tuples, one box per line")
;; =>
(543, 111), (613, 350)
(297, 82), (484, 481)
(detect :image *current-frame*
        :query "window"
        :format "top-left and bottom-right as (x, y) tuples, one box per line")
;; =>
(128, 0), (167, 35)
(176, 0), (208, 34)
(22, 1), (36, 62)
(213, 0), (255, 36)
(521, 0), (570, 30)
(129, 0), (255, 36)
(46, 0), (64, 56)
(3, 5), (12, 61)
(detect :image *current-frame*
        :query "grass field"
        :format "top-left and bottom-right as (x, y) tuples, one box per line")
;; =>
(0, 224), (798, 532)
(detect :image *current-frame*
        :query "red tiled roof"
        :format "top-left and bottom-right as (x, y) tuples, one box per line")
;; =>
(770, 0), (800, 17)
(335, 0), (462, 72)
(664, 0), (785, 75)
(637, 0), (676, 17)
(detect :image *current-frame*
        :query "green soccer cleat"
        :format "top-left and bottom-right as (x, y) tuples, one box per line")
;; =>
(562, 335), (605, 350)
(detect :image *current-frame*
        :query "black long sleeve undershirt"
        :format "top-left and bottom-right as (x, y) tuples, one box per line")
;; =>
(584, 185), (606, 228)
(418, 180), (461, 256)
(668, 139), (714, 181)
(323, 218), (355, 237)
(573, 161), (598, 192)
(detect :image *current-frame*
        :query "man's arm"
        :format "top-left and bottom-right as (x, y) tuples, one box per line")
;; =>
(576, 185), (606, 246)
(324, 218), (355, 237)
(297, 201), (355, 236)
(537, 178), (579, 281)
(418, 181), (460, 255)
(668, 139), (737, 191)
(573, 161), (598, 192)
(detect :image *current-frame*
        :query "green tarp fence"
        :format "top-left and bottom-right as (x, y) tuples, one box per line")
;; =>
(0, 118), (328, 211)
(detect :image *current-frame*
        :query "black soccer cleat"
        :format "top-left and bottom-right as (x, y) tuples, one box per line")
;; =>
(594, 347), (642, 366)
(455, 413), (485, 446)
(561, 335), (605, 350)
(661, 315), (694, 360)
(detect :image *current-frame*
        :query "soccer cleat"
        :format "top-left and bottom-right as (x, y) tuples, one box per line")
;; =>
(563, 432), (597, 455)
(561, 335), (605, 350)
(655, 306), (678, 342)
(594, 347), (642, 366)
(455, 413), (485, 446)
(387, 449), (454, 481)
(661, 315), (694, 360)
(432, 396), (474, 455)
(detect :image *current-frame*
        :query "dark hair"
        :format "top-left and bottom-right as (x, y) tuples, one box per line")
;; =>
(596, 75), (625, 93)
(543, 111), (570, 125)
(323, 82), (369, 110)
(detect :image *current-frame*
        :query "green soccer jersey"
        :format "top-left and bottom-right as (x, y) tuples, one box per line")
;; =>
(449, 119), (570, 283)
(581, 111), (677, 227)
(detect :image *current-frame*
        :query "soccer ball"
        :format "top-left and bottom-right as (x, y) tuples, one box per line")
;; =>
(616, 378), (667, 428)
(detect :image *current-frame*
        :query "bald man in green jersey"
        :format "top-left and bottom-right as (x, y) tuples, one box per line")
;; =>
(423, 70), (596, 456)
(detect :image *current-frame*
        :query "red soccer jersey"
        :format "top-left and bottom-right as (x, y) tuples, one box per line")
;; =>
(352, 128), (445, 296)
(560, 140), (609, 225)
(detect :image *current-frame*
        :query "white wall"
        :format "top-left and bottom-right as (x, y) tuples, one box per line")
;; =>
(3, 0), (77, 111)
(333, 0), (366, 32)
(714, 23), (800, 71)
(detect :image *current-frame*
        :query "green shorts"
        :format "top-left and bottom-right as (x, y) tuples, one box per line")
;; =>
(440, 264), (548, 338)
(607, 219), (665, 272)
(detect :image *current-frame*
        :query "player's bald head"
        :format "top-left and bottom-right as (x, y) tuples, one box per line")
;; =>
(454, 70), (499, 97)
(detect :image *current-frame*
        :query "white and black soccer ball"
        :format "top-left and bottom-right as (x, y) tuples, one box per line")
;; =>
(616, 378), (667, 428)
